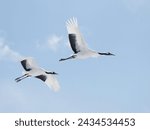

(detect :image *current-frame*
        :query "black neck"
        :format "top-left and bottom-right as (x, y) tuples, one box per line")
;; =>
(45, 71), (58, 75)
(98, 52), (114, 56)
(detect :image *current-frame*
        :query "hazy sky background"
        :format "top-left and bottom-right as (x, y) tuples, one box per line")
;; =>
(0, 0), (150, 112)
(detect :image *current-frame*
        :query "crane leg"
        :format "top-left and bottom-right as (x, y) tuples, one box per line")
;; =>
(59, 55), (76, 61)
(15, 74), (29, 82)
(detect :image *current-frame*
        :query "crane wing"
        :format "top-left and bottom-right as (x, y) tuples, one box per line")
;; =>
(21, 57), (39, 71)
(66, 17), (88, 53)
(45, 74), (60, 92)
(35, 74), (60, 92)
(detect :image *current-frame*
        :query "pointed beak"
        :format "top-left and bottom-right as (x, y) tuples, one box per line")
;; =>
(110, 53), (115, 56)
(53, 72), (58, 75)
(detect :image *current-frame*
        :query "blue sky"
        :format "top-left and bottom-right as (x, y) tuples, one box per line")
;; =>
(0, 0), (150, 112)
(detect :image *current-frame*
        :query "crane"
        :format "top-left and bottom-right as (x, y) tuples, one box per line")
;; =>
(15, 57), (60, 92)
(59, 17), (115, 61)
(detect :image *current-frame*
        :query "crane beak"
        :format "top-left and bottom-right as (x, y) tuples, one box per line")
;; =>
(45, 71), (58, 75)
(98, 52), (115, 56)
(52, 72), (58, 75)
(110, 53), (115, 56)
(107, 52), (115, 56)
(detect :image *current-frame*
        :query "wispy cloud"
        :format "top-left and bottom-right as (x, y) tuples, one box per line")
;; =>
(36, 34), (63, 51)
(122, 0), (148, 13)
(47, 35), (63, 51)
(0, 38), (24, 62)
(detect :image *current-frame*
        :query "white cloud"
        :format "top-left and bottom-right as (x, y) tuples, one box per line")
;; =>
(122, 0), (148, 13)
(47, 35), (63, 51)
(36, 34), (63, 51)
(0, 38), (24, 62)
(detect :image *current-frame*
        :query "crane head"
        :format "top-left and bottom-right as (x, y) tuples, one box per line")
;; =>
(98, 52), (115, 56)
(45, 71), (58, 75)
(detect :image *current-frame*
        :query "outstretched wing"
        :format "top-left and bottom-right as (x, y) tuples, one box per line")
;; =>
(35, 74), (60, 92)
(66, 17), (88, 53)
(21, 57), (39, 71)
(45, 74), (60, 92)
